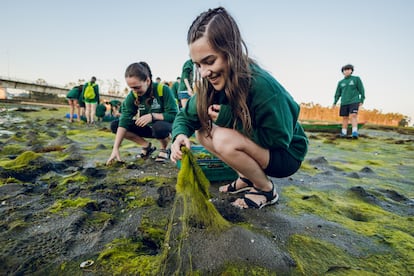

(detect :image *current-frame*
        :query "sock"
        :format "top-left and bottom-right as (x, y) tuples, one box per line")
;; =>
(342, 129), (347, 135)
(352, 127), (358, 133)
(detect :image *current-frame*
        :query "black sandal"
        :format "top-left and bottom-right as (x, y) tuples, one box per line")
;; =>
(137, 142), (156, 159)
(236, 179), (279, 209)
(155, 149), (171, 163)
(220, 177), (254, 194)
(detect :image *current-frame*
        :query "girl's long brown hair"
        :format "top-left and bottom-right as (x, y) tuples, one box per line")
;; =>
(187, 7), (254, 136)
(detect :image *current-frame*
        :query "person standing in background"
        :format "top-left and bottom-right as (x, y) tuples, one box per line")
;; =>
(171, 76), (181, 108)
(178, 59), (195, 107)
(332, 64), (365, 139)
(81, 76), (100, 125)
(66, 85), (82, 122)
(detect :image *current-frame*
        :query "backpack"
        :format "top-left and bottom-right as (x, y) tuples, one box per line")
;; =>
(84, 83), (96, 100)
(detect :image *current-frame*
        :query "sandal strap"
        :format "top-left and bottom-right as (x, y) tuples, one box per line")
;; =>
(142, 142), (153, 151)
(139, 142), (156, 158)
(226, 177), (254, 193)
(242, 179), (277, 208)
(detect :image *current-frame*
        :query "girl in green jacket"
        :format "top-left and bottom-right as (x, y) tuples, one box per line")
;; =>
(106, 62), (178, 165)
(170, 7), (308, 209)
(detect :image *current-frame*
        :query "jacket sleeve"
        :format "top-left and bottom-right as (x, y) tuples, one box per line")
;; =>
(333, 82), (342, 105)
(118, 93), (137, 129)
(172, 95), (201, 141)
(357, 77), (365, 104)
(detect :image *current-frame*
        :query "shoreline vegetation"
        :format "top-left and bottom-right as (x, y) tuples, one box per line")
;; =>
(0, 101), (413, 275)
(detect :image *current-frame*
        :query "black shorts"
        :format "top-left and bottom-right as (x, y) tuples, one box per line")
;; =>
(110, 119), (172, 139)
(264, 148), (302, 178)
(339, 103), (360, 116)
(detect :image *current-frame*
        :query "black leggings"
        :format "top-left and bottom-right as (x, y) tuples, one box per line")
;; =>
(110, 119), (172, 139)
(264, 148), (302, 178)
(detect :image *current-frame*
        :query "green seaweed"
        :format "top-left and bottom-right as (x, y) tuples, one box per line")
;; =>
(125, 187), (156, 208)
(1, 151), (40, 169)
(0, 144), (24, 155)
(0, 177), (21, 185)
(175, 147), (230, 232)
(49, 197), (96, 214)
(284, 186), (414, 274)
(97, 238), (161, 275)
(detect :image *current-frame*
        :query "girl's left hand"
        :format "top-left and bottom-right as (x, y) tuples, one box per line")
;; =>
(208, 104), (220, 122)
(135, 113), (152, 127)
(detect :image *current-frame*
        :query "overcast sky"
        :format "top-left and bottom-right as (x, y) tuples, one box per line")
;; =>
(2, 0), (413, 121)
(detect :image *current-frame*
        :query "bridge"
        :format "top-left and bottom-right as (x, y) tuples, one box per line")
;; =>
(0, 76), (125, 102)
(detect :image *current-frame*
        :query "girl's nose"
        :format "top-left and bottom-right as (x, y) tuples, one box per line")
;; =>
(199, 66), (211, 78)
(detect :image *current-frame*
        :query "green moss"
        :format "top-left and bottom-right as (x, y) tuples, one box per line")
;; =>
(0, 144), (24, 155)
(49, 197), (96, 214)
(1, 151), (40, 169)
(61, 173), (88, 185)
(88, 212), (113, 224)
(0, 177), (21, 185)
(288, 233), (414, 275)
(299, 162), (319, 175)
(288, 234), (358, 275)
(8, 219), (28, 231)
(97, 238), (162, 276)
(126, 188), (156, 208)
(138, 216), (166, 249)
(283, 186), (414, 273)
(220, 263), (276, 275)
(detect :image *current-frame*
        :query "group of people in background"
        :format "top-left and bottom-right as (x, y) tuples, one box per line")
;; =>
(66, 76), (121, 124)
(65, 6), (365, 210)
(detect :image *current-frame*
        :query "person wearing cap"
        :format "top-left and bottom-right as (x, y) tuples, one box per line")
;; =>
(332, 64), (365, 138)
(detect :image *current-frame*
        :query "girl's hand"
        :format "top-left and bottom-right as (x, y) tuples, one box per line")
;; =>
(208, 104), (220, 122)
(135, 113), (152, 127)
(106, 149), (121, 165)
(170, 134), (191, 163)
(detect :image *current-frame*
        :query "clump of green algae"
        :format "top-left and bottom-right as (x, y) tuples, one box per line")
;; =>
(175, 146), (230, 231)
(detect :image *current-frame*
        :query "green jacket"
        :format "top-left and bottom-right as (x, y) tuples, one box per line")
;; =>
(66, 86), (81, 99)
(179, 59), (194, 91)
(334, 75), (365, 105)
(172, 64), (308, 161)
(95, 103), (107, 118)
(119, 83), (178, 130)
(171, 81), (180, 100)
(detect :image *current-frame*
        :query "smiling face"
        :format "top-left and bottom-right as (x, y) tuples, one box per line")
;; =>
(189, 36), (228, 91)
(126, 76), (150, 96)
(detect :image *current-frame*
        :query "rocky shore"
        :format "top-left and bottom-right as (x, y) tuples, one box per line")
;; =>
(0, 103), (413, 275)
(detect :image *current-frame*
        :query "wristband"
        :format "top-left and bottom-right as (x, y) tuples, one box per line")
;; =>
(151, 113), (155, 122)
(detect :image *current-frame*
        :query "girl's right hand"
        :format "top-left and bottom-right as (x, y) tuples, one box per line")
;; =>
(106, 149), (121, 165)
(170, 134), (191, 163)
(208, 104), (220, 122)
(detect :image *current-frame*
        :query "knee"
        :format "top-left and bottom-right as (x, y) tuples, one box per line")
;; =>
(211, 133), (237, 154)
